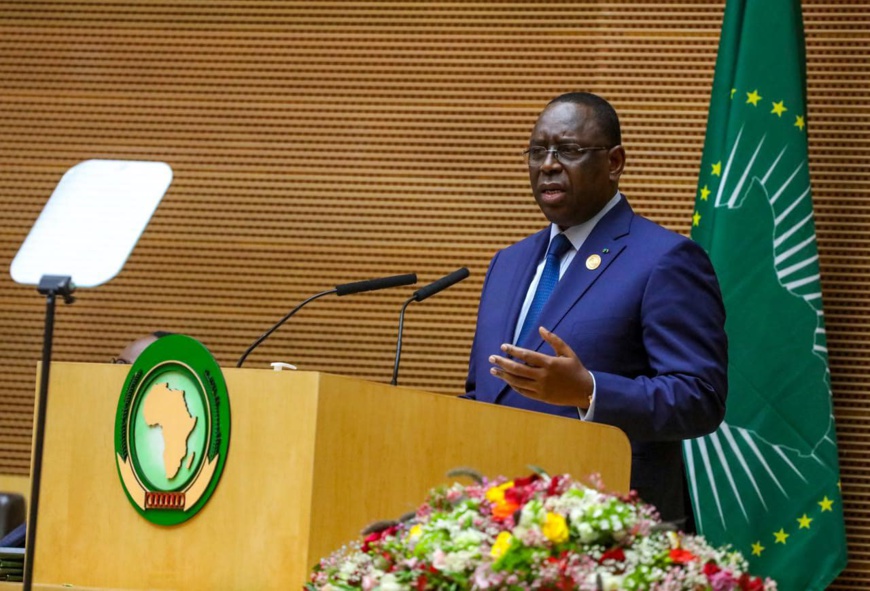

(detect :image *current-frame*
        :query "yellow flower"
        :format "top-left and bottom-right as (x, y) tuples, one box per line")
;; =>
(542, 512), (569, 544)
(490, 531), (513, 558)
(485, 481), (514, 504)
(408, 524), (422, 540)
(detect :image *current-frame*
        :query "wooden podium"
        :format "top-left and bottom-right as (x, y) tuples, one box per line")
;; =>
(26, 362), (630, 590)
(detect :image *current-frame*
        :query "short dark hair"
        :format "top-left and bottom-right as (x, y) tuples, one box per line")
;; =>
(547, 92), (622, 147)
(152, 330), (174, 338)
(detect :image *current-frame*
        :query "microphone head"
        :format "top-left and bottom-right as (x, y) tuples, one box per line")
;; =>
(413, 267), (470, 302)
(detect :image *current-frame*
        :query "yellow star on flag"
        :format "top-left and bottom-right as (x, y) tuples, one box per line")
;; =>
(751, 541), (765, 556)
(692, 211), (701, 227)
(797, 514), (813, 529)
(746, 89), (762, 106)
(730, 88), (737, 99)
(711, 161), (722, 176)
(774, 529), (789, 544)
(771, 100), (788, 117)
(794, 115), (806, 131)
(700, 185), (711, 201)
(819, 496), (834, 512)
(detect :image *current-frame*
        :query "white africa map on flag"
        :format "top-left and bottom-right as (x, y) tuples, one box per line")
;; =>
(684, 121), (838, 533)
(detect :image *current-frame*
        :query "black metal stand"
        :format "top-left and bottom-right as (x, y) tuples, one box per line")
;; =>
(391, 295), (415, 386)
(22, 275), (75, 591)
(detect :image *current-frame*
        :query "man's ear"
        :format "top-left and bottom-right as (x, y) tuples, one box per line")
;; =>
(609, 145), (626, 182)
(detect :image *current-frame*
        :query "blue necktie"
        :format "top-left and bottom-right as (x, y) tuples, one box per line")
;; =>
(516, 233), (572, 345)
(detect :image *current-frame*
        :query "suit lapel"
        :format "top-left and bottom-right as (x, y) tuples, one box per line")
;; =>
(517, 196), (635, 353)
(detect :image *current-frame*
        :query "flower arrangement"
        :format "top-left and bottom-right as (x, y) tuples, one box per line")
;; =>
(307, 470), (776, 591)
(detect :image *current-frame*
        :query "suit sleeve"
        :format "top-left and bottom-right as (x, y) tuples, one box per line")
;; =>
(462, 252), (500, 400)
(589, 239), (728, 441)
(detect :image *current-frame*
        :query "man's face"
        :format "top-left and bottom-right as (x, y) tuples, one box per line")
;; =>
(527, 102), (625, 229)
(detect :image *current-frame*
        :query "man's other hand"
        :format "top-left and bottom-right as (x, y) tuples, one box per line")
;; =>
(489, 326), (594, 408)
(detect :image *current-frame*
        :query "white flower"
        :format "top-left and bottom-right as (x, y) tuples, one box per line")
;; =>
(515, 525), (547, 547)
(376, 573), (403, 591)
(337, 561), (359, 579)
(431, 548), (448, 569)
(472, 572), (492, 589)
(518, 498), (545, 526)
(610, 515), (624, 533)
(437, 549), (479, 572)
(575, 521), (596, 543)
(453, 529), (486, 549)
(588, 572), (624, 590)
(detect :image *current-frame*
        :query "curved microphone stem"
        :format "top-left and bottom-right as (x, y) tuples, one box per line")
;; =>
(391, 295), (415, 386)
(236, 288), (336, 368)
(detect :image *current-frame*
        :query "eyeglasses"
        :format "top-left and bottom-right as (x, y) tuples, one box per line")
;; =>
(523, 145), (610, 166)
(111, 357), (130, 364)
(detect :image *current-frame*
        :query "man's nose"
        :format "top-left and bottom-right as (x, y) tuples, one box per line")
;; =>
(539, 150), (563, 171)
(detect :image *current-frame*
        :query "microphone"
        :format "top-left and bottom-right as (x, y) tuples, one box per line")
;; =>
(335, 273), (417, 297)
(391, 267), (469, 386)
(237, 273), (417, 368)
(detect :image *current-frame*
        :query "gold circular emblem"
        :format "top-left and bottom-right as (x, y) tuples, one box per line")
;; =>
(586, 254), (602, 270)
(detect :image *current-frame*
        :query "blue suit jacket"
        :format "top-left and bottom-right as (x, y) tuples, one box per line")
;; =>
(465, 195), (727, 523)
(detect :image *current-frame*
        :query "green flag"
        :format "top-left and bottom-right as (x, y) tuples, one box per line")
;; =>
(685, 1), (847, 589)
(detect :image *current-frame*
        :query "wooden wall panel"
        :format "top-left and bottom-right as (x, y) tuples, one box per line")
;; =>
(0, 0), (868, 586)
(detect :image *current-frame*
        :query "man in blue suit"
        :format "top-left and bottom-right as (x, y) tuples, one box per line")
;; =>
(464, 92), (727, 527)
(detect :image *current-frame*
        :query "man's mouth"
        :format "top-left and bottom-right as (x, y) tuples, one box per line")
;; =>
(539, 186), (566, 203)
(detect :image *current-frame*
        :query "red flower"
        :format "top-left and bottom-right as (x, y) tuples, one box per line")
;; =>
(703, 561), (721, 577)
(504, 486), (527, 505)
(415, 574), (427, 591)
(739, 574), (765, 591)
(385, 553), (397, 570)
(513, 474), (540, 488)
(619, 490), (640, 504)
(546, 552), (571, 573)
(547, 475), (564, 496)
(361, 525), (398, 553)
(504, 475), (540, 506)
(669, 548), (696, 564)
(599, 547), (626, 563)
(361, 532), (380, 553)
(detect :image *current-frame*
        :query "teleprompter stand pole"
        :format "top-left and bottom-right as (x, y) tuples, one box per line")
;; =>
(22, 275), (75, 591)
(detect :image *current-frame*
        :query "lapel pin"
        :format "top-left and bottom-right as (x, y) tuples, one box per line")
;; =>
(586, 254), (601, 270)
(602, 248), (610, 254)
